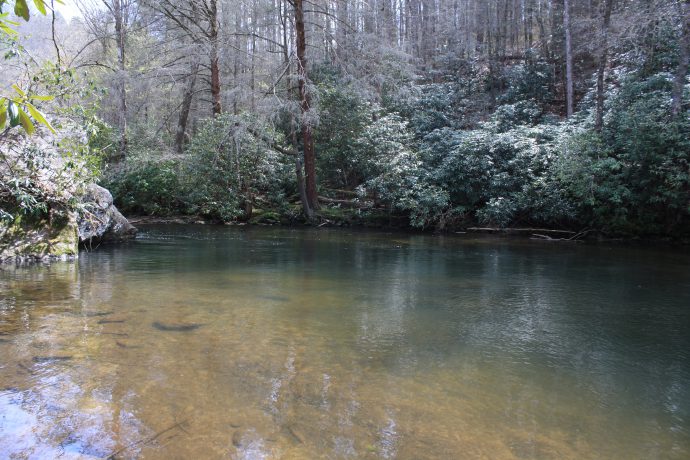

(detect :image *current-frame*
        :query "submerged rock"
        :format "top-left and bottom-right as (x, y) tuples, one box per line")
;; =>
(32, 356), (73, 363)
(258, 295), (290, 302)
(80, 311), (114, 317)
(78, 184), (136, 245)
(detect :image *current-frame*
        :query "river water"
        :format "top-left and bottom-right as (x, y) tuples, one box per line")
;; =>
(0, 225), (689, 459)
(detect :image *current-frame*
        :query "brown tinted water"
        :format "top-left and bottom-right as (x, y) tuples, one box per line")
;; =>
(1, 225), (689, 459)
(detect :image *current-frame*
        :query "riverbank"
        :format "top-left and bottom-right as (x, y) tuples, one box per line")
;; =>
(127, 206), (412, 230)
(126, 210), (690, 246)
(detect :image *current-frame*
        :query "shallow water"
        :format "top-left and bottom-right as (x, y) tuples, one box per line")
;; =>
(1, 225), (689, 459)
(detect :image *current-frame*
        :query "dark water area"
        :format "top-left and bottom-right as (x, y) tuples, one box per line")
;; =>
(1, 225), (689, 459)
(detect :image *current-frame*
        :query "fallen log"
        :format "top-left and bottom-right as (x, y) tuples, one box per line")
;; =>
(318, 196), (370, 208)
(466, 227), (577, 236)
(322, 188), (359, 197)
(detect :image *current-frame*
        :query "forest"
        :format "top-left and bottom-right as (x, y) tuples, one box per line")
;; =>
(2, 2), (690, 457)
(1, 0), (689, 238)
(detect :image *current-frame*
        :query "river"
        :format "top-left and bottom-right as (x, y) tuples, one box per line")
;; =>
(1, 225), (689, 459)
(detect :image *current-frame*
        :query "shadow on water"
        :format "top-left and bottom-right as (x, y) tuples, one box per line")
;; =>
(152, 321), (204, 332)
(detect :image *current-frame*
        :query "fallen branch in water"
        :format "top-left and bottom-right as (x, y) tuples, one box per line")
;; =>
(107, 419), (189, 459)
(467, 227), (577, 236)
(531, 233), (560, 241)
(568, 228), (592, 241)
(531, 232), (587, 242)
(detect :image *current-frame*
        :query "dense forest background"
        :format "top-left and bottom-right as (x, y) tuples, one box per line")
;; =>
(1, 0), (689, 237)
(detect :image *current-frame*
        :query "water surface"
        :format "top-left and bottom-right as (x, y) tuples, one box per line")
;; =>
(1, 225), (689, 459)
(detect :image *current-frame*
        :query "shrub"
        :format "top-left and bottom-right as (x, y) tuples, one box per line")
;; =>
(355, 113), (449, 228)
(313, 83), (374, 190)
(422, 123), (576, 228)
(103, 158), (183, 216)
(181, 115), (282, 221)
(558, 73), (690, 235)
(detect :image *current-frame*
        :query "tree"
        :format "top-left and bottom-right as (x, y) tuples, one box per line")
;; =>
(595, 0), (613, 131)
(208, 0), (221, 115)
(290, 0), (318, 213)
(147, 0), (222, 116)
(77, 0), (137, 161)
(174, 55), (199, 153)
(671, 0), (689, 116)
(564, 0), (574, 117)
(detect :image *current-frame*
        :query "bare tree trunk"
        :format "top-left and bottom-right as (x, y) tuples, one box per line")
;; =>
(595, 0), (612, 132)
(282, 0), (312, 219)
(564, 0), (574, 117)
(421, 0), (431, 61)
(293, 0), (319, 213)
(527, 0), (534, 47)
(336, 0), (349, 59)
(114, 0), (127, 161)
(292, 122), (312, 219)
(403, 0), (409, 51)
(233, 6), (241, 115)
(536, 0), (548, 59)
(175, 57), (199, 154)
(250, 0), (257, 111)
(671, 1), (689, 117)
(50, 0), (61, 67)
(209, 0), (222, 116)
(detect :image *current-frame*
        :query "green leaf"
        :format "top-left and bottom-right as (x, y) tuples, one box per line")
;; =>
(14, 0), (29, 21)
(0, 103), (6, 129)
(18, 107), (34, 135)
(12, 84), (26, 98)
(0, 12), (20, 24)
(0, 19), (18, 37)
(32, 0), (46, 15)
(7, 100), (19, 127)
(29, 94), (54, 101)
(25, 102), (55, 133)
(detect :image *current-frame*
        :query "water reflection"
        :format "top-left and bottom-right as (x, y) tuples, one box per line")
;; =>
(0, 226), (689, 458)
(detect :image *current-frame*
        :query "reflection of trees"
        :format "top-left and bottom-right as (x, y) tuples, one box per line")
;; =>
(347, 238), (690, 457)
(1, 262), (81, 341)
(0, 254), (153, 457)
(0, 368), (148, 458)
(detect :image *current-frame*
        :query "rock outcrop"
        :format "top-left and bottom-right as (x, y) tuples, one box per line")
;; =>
(1, 120), (135, 262)
(1, 184), (135, 263)
(0, 212), (79, 262)
(78, 184), (137, 245)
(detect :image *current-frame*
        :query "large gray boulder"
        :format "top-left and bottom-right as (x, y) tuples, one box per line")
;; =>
(78, 184), (136, 245)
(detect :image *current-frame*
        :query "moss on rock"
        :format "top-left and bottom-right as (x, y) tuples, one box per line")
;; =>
(0, 211), (78, 262)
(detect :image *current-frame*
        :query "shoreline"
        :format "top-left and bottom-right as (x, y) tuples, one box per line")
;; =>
(126, 215), (690, 246)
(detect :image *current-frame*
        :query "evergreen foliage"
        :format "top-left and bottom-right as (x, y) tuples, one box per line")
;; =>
(3, 0), (688, 238)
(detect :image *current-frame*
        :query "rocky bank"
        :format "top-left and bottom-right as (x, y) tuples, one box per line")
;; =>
(0, 184), (136, 263)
